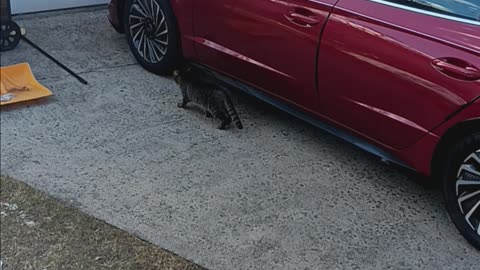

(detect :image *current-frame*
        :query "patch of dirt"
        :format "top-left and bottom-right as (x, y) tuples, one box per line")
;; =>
(0, 176), (205, 270)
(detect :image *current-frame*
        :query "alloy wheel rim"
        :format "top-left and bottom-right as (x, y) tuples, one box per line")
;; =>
(456, 149), (480, 236)
(129, 0), (168, 64)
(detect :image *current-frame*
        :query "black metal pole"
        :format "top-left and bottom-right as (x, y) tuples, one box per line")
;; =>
(21, 36), (88, 85)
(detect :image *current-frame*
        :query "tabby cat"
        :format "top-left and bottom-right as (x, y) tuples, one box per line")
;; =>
(173, 67), (243, 130)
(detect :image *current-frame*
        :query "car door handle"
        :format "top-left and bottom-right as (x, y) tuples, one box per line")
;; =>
(285, 8), (320, 27)
(432, 58), (480, 81)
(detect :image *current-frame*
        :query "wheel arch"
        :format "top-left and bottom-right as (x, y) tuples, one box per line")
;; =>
(431, 118), (480, 181)
(116, 0), (126, 33)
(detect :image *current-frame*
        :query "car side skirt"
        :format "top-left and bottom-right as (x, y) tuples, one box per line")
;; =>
(191, 63), (413, 171)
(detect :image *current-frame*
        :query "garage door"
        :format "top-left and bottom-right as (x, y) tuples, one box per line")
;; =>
(11, 0), (109, 14)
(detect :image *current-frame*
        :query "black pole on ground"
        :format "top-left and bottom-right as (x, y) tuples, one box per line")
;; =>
(21, 36), (88, 85)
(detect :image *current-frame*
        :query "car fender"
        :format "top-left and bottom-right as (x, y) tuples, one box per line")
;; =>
(396, 96), (480, 176)
(433, 96), (480, 139)
(170, 0), (195, 58)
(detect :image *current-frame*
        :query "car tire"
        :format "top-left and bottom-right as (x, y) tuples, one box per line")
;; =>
(441, 133), (480, 249)
(124, 0), (180, 74)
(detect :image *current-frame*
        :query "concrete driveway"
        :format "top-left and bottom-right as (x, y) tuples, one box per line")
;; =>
(1, 8), (478, 270)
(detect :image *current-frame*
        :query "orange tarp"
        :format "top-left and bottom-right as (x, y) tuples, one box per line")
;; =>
(0, 63), (52, 105)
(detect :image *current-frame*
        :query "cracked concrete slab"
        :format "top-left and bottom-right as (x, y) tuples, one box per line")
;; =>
(1, 8), (479, 270)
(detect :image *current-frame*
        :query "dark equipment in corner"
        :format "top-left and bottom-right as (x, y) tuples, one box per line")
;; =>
(0, 0), (21, 51)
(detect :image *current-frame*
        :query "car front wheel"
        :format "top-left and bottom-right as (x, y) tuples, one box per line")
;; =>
(442, 133), (480, 249)
(124, 0), (179, 74)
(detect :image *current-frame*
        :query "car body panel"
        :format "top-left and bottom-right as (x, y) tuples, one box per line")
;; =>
(398, 96), (480, 176)
(432, 97), (480, 138)
(191, 0), (337, 110)
(317, 0), (480, 150)
(169, 0), (195, 58)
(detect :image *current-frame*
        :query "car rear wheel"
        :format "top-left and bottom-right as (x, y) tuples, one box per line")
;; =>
(442, 133), (480, 249)
(124, 0), (179, 74)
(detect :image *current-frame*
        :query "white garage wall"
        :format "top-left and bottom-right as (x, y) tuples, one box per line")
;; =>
(11, 0), (109, 14)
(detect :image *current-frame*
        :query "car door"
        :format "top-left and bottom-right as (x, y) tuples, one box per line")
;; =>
(317, 0), (480, 150)
(192, 0), (338, 111)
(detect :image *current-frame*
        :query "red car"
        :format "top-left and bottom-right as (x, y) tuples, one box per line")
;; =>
(108, 0), (480, 249)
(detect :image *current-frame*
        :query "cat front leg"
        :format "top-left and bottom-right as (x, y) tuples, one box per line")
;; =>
(177, 92), (189, 108)
(177, 98), (188, 108)
(177, 87), (189, 108)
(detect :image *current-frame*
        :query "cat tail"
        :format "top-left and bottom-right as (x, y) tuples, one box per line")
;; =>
(224, 96), (243, 130)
